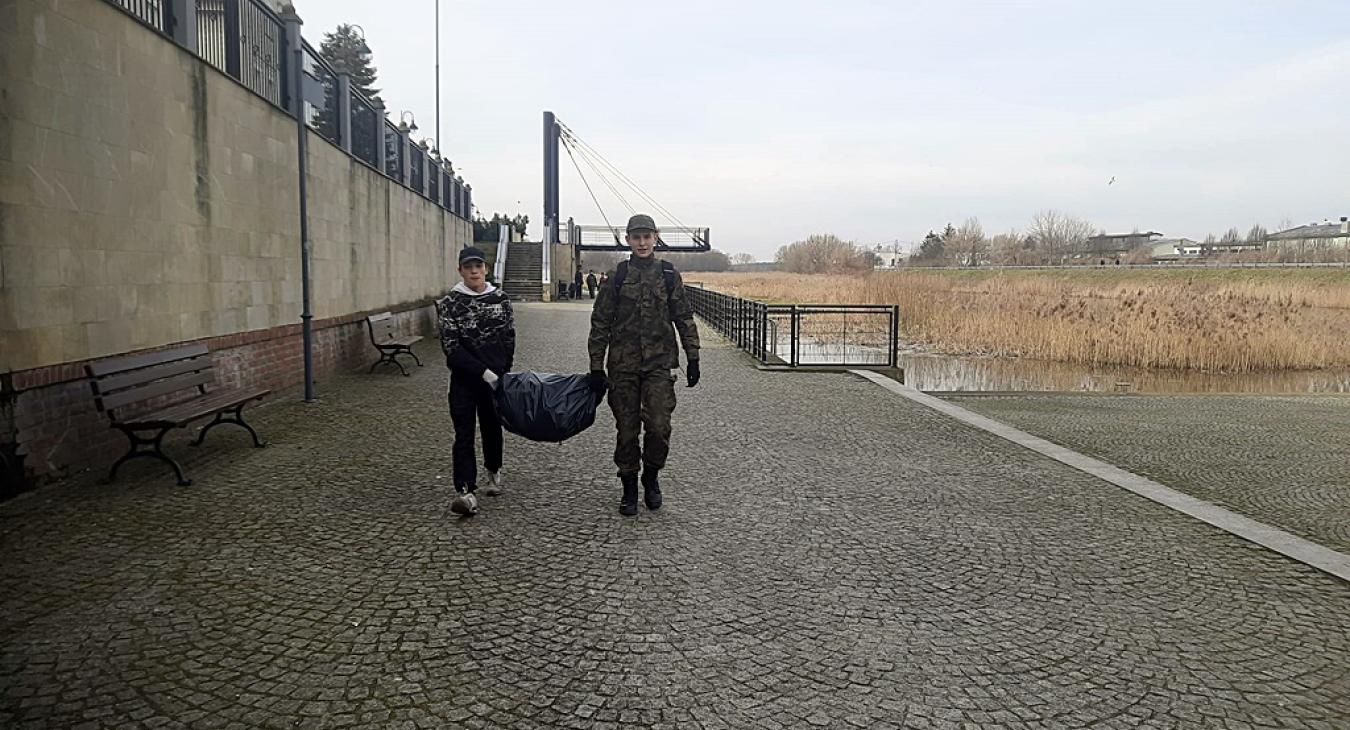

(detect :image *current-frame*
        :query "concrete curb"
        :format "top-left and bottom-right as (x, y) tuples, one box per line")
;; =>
(851, 370), (1350, 583)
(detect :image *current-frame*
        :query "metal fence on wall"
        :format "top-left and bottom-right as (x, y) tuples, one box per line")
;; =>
(687, 287), (899, 368)
(99, 0), (473, 220)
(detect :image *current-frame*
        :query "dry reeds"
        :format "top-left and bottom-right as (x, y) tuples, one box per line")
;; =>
(695, 269), (1350, 372)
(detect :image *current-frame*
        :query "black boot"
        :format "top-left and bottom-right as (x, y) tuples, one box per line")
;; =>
(619, 475), (639, 516)
(641, 468), (662, 510)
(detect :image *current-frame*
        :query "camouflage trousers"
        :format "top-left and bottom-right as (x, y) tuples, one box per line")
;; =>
(608, 369), (677, 477)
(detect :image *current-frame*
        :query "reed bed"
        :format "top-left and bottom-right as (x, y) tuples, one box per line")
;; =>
(694, 269), (1350, 372)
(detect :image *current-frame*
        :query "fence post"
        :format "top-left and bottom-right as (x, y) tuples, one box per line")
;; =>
(790, 305), (799, 367)
(223, 0), (242, 79)
(373, 102), (388, 174)
(890, 305), (900, 368)
(336, 73), (353, 154)
(465, 183), (473, 218)
(168, 0), (198, 52)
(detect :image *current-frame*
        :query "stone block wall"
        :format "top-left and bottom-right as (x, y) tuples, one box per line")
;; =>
(0, 0), (472, 485)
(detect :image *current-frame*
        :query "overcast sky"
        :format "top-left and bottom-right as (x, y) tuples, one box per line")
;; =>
(299, 0), (1350, 259)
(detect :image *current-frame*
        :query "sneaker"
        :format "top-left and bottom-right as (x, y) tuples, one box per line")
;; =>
(484, 471), (504, 496)
(450, 491), (480, 516)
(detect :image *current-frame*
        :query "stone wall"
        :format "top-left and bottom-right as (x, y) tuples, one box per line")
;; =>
(0, 0), (472, 484)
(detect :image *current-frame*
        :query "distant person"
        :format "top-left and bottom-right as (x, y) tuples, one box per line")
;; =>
(587, 214), (701, 516)
(586, 270), (598, 299)
(574, 270), (584, 300)
(436, 246), (515, 517)
(599, 272), (609, 289)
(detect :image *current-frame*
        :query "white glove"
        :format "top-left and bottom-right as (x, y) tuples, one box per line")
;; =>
(482, 369), (500, 387)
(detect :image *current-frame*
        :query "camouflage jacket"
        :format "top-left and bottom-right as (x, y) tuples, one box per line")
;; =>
(588, 256), (700, 373)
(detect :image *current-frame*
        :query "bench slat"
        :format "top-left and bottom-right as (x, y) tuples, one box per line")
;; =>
(377, 336), (422, 348)
(93, 356), (213, 395)
(97, 370), (214, 413)
(123, 387), (270, 428)
(87, 343), (210, 378)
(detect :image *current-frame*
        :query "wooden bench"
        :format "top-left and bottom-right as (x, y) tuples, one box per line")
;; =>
(87, 344), (269, 486)
(366, 312), (423, 376)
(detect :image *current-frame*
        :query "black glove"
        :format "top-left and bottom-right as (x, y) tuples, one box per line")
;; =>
(685, 360), (700, 388)
(588, 369), (609, 395)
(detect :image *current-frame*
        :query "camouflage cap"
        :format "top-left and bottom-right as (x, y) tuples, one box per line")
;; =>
(626, 214), (658, 233)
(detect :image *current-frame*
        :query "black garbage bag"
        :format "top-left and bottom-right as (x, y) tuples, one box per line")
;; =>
(494, 371), (600, 443)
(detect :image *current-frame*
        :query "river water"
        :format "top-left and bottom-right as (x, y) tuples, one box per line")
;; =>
(898, 352), (1350, 394)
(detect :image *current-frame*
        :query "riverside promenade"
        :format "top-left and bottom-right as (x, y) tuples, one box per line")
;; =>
(2, 302), (1348, 729)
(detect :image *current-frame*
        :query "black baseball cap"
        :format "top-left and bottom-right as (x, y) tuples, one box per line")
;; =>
(458, 246), (487, 265)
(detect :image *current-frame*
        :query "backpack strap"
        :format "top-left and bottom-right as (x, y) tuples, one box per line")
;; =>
(608, 260), (678, 323)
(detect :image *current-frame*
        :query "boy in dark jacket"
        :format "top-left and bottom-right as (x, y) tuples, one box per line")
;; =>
(436, 247), (516, 516)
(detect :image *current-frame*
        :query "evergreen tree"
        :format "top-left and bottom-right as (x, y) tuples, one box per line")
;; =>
(916, 230), (946, 261)
(320, 24), (381, 105)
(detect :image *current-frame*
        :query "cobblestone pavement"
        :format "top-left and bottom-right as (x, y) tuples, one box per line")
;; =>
(940, 393), (1350, 554)
(2, 301), (1349, 730)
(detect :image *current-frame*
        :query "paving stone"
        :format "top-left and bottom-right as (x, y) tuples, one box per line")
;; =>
(0, 302), (1347, 728)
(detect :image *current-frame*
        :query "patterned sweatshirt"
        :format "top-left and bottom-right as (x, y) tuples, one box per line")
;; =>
(435, 282), (516, 378)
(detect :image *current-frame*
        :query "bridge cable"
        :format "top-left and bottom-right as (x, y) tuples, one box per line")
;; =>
(563, 135), (638, 218)
(559, 134), (623, 246)
(560, 125), (687, 231)
(557, 123), (701, 243)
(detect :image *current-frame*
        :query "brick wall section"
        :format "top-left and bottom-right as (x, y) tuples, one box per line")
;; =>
(12, 301), (438, 482)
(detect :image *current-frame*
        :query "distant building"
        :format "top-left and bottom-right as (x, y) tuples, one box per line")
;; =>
(871, 244), (906, 269)
(1083, 231), (1162, 258)
(1266, 218), (1350, 250)
(1150, 238), (1199, 262)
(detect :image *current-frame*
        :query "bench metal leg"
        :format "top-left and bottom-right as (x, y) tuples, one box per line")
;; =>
(369, 350), (409, 376)
(405, 348), (423, 367)
(109, 427), (191, 487)
(191, 405), (268, 449)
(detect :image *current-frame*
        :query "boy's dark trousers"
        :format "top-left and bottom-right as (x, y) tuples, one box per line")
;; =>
(448, 374), (502, 492)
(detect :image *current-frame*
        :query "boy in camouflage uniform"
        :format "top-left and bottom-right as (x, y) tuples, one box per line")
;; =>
(587, 214), (701, 516)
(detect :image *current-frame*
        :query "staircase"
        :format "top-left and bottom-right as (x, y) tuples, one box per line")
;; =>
(501, 241), (544, 302)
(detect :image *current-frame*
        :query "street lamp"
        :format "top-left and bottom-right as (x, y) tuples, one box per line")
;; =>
(349, 24), (371, 56)
(399, 110), (418, 134)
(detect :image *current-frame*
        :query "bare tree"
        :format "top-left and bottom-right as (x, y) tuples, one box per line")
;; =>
(945, 217), (988, 266)
(776, 234), (873, 273)
(1245, 224), (1267, 244)
(1220, 227), (1241, 244)
(1026, 210), (1096, 263)
(989, 229), (1030, 265)
(730, 253), (756, 266)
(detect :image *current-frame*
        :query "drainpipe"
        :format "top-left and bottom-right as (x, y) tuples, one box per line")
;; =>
(282, 6), (315, 402)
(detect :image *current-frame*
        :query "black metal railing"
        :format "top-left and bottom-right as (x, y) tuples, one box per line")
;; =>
(408, 144), (425, 193)
(110, 0), (166, 31)
(99, 0), (474, 220)
(687, 286), (899, 368)
(350, 93), (379, 167)
(301, 42), (340, 145)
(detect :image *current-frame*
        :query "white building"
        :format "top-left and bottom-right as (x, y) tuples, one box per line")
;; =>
(1266, 218), (1350, 251)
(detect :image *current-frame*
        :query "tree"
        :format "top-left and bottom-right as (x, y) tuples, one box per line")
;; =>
(945, 217), (988, 266)
(989, 230), (1031, 265)
(1246, 224), (1268, 244)
(1220, 227), (1241, 244)
(474, 213), (530, 241)
(1026, 210), (1096, 263)
(730, 253), (756, 266)
(320, 25), (381, 104)
(913, 230), (946, 263)
(775, 234), (873, 273)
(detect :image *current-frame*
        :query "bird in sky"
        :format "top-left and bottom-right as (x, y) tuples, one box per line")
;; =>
(1108, 176), (1116, 186)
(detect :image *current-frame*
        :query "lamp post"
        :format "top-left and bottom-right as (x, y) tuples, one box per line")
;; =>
(435, 0), (441, 151)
